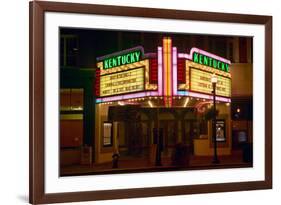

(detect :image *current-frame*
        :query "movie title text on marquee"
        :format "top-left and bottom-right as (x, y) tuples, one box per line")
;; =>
(190, 68), (231, 97)
(100, 68), (144, 96)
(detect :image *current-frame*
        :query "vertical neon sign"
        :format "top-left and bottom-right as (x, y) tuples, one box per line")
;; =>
(157, 47), (163, 96)
(163, 37), (172, 107)
(172, 47), (178, 96)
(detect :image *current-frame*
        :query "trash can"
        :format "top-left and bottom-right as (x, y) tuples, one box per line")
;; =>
(112, 153), (120, 168)
(80, 145), (92, 165)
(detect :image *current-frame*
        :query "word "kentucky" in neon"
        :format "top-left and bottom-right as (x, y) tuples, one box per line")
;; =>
(103, 50), (141, 69)
(193, 52), (230, 72)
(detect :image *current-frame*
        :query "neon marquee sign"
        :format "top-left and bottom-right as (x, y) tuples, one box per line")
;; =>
(96, 38), (232, 104)
(97, 47), (144, 70)
(192, 52), (230, 72)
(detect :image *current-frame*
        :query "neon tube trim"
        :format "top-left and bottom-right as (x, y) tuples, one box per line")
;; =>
(163, 37), (173, 107)
(96, 91), (159, 103)
(176, 91), (230, 103)
(178, 53), (192, 60)
(172, 47), (178, 96)
(189, 92), (231, 102)
(163, 39), (167, 100)
(157, 47), (163, 95)
(190, 47), (231, 64)
(169, 39), (172, 107)
(178, 48), (231, 65)
(96, 46), (144, 61)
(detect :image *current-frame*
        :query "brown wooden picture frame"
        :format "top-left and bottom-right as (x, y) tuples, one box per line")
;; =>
(29, 1), (272, 204)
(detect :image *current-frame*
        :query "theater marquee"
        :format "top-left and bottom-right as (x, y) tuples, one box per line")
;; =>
(190, 68), (231, 97)
(96, 41), (232, 103)
(100, 67), (144, 97)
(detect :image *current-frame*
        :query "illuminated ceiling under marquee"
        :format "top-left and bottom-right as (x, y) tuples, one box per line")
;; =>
(96, 38), (231, 104)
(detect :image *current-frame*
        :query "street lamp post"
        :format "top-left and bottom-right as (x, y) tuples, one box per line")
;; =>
(211, 74), (220, 164)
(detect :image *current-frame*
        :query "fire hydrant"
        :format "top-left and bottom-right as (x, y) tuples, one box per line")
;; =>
(112, 153), (120, 168)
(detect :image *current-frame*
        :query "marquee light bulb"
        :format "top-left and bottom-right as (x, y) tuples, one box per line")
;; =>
(184, 97), (190, 107)
(148, 100), (153, 108)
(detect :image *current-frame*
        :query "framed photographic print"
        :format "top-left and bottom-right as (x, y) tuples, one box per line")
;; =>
(29, 1), (272, 204)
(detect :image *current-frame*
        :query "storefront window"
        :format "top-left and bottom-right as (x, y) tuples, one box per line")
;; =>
(60, 88), (84, 148)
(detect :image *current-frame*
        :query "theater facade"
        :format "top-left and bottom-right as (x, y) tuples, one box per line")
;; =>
(93, 37), (232, 164)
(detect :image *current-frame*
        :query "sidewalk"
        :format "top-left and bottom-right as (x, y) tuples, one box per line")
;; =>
(61, 150), (252, 176)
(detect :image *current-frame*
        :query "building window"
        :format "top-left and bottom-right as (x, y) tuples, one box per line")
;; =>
(239, 37), (247, 63)
(60, 88), (84, 148)
(60, 35), (79, 67)
(60, 88), (84, 111)
(227, 41), (234, 62)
